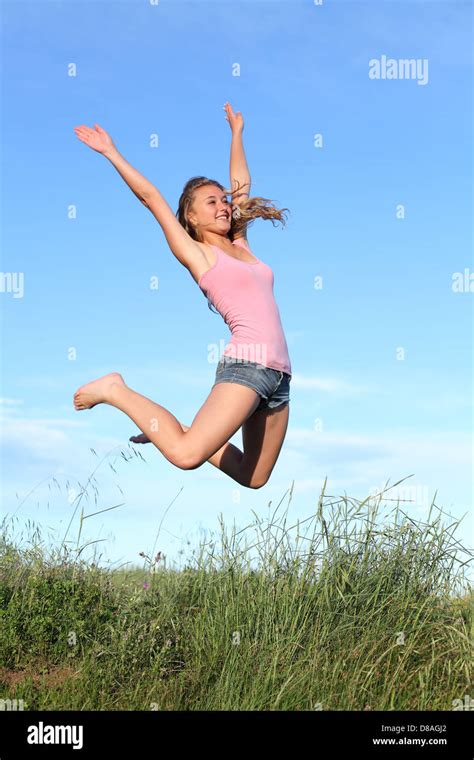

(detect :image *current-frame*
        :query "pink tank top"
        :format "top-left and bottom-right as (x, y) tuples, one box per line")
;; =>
(198, 238), (292, 376)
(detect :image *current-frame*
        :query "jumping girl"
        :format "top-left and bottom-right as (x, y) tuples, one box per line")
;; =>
(73, 103), (292, 489)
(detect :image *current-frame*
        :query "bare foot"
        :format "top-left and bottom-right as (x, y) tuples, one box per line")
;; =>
(73, 372), (125, 410)
(129, 433), (151, 444)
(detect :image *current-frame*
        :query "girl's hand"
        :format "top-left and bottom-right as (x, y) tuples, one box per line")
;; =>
(73, 123), (116, 155)
(223, 102), (244, 135)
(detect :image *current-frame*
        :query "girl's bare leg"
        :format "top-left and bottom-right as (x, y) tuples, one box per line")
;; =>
(130, 425), (244, 480)
(73, 371), (259, 481)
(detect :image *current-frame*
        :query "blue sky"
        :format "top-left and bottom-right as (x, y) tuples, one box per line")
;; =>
(1, 0), (472, 572)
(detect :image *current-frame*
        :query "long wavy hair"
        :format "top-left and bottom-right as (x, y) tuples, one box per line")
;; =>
(176, 176), (289, 313)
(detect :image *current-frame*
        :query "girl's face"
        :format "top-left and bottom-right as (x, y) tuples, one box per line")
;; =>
(188, 185), (232, 236)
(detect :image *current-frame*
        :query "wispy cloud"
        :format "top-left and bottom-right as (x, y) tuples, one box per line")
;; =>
(0, 414), (126, 487)
(278, 428), (472, 513)
(285, 428), (471, 466)
(65, 364), (377, 396)
(2, 416), (92, 463)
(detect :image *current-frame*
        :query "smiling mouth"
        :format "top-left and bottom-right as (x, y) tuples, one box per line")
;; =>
(216, 214), (229, 220)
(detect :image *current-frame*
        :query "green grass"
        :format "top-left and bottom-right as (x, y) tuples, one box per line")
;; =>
(0, 475), (472, 711)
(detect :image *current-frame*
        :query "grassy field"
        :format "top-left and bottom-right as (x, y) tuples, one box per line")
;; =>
(0, 476), (472, 711)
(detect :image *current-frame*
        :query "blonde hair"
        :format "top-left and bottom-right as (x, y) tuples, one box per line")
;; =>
(176, 176), (289, 243)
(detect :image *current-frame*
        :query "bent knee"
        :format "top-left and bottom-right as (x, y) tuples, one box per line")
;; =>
(170, 449), (205, 471)
(245, 474), (270, 489)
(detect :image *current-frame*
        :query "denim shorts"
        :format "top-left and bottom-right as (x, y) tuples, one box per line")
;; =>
(214, 356), (291, 411)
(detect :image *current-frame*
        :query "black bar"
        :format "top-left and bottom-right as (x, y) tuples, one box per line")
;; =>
(0, 710), (472, 758)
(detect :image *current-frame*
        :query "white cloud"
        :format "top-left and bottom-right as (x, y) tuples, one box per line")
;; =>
(285, 428), (472, 466)
(0, 414), (127, 485)
(13, 366), (379, 400)
(107, 364), (378, 396)
(285, 429), (391, 461)
(277, 428), (472, 521)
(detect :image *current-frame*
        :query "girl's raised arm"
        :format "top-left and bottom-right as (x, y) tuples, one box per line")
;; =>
(224, 102), (251, 239)
(73, 123), (204, 271)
